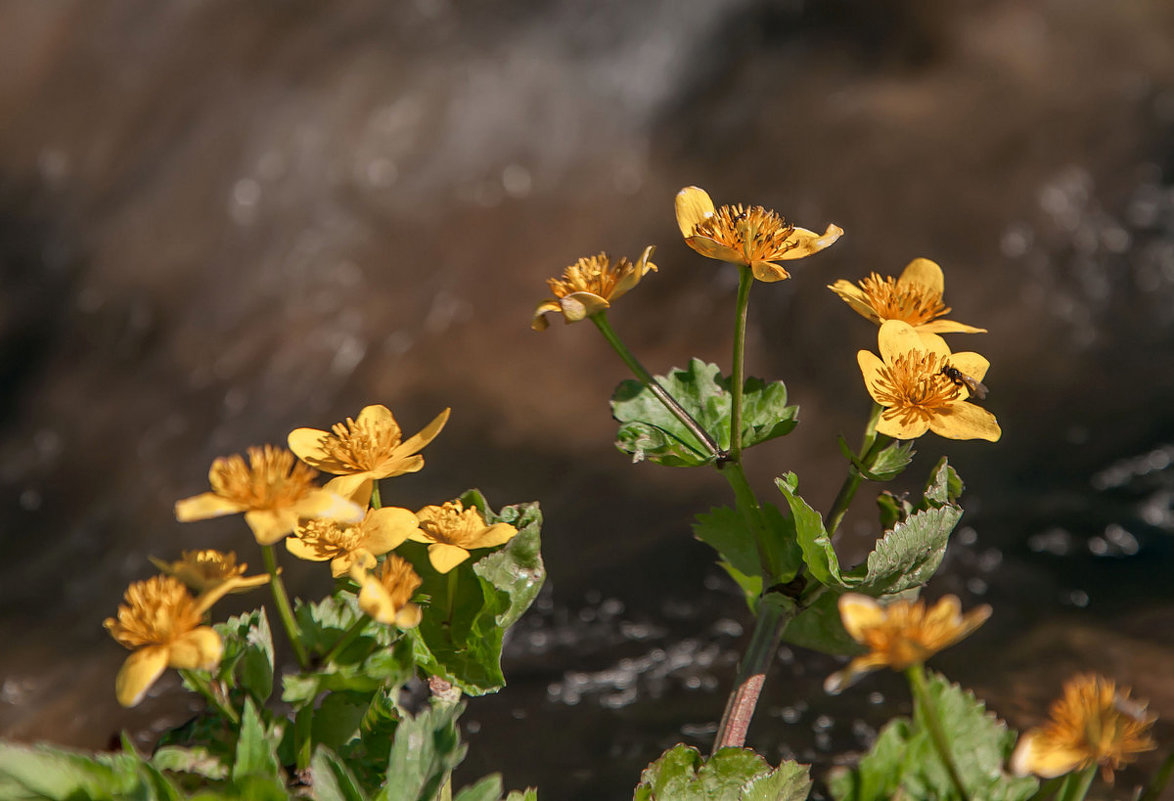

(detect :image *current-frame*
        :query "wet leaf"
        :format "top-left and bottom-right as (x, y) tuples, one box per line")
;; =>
(633, 744), (811, 801)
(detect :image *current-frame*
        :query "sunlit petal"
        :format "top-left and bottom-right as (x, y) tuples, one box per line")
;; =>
(675, 186), (716, 237)
(115, 646), (170, 707)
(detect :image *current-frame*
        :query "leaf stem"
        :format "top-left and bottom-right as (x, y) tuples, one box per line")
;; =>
(907, 664), (971, 801)
(1138, 750), (1174, 801)
(590, 312), (720, 459)
(322, 614), (371, 666)
(825, 404), (885, 536)
(729, 267), (754, 461)
(262, 545), (309, 670)
(1056, 767), (1096, 801)
(179, 669), (240, 724)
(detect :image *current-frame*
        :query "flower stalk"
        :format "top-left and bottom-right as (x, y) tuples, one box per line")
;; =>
(322, 615), (372, 667)
(825, 403), (886, 536)
(907, 664), (971, 801)
(728, 267), (754, 461)
(262, 545), (309, 670)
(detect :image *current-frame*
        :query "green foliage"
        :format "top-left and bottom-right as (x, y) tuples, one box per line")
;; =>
(837, 437), (915, 482)
(213, 608), (275, 705)
(611, 359), (799, 467)
(828, 672), (1037, 801)
(632, 745), (811, 801)
(233, 698), (281, 785)
(405, 493), (545, 696)
(0, 740), (187, 801)
(376, 702), (466, 801)
(311, 747), (370, 801)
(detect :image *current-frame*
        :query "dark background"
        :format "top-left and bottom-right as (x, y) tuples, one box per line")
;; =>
(1, 1), (1173, 799)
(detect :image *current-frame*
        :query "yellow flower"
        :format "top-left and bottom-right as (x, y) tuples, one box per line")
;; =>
(531, 247), (657, 331)
(148, 550), (270, 594)
(286, 506), (419, 578)
(674, 186), (842, 282)
(824, 593), (991, 694)
(828, 258), (986, 334)
(352, 555), (423, 628)
(104, 575), (232, 707)
(174, 446), (361, 546)
(858, 320), (1000, 441)
(408, 500), (518, 574)
(1011, 674), (1156, 781)
(287, 405), (450, 502)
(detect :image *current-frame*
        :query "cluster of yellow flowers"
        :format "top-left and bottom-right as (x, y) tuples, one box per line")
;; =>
(104, 405), (518, 706)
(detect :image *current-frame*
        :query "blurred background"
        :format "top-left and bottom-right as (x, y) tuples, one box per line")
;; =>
(1, 0), (1173, 798)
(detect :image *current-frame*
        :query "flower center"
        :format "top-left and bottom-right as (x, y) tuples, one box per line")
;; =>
(873, 351), (962, 427)
(209, 446), (319, 509)
(320, 415), (402, 472)
(694, 205), (797, 263)
(179, 549), (243, 582)
(547, 253), (629, 300)
(106, 576), (202, 648)
(379, 555), (422, 607)
(292, 519), (363, 557)
(417, 501), (487, 548)
(858, 273), (949, 325)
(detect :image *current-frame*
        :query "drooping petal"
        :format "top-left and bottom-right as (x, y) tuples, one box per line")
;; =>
(357, 574), (397, 624)
(685, 235), (745, 265)
(244, 509), (298, 546)
(287, 427), (336, 468)
(531, 300), (563, 331)
(675, 186), (716, 237)
(929, 402), (1001, 442)
(559, 291), (608, 322)
(1010, 731), (1087, 778)
(375, 453), (425, 479)
(823, 653), (890, 696)
(115, 646), (170, 707)
(294, 488), (365, 525)
(946, 352), (990, 383)
(828, 280), (882, 323)
(917, 319), (988, 334)
(897, 258), (945, 298)
(838, 594), (886, 640)
(610, 245), (656, 300)
(395, 605), (423, 629)
(362, 507), (419, 554)
(394, 408), (450, 459)
(428, 543), (471, 574)
(468, 522), (518, 550)
(323, 474), (374, 505)
(856, 350), (887, 404)
(750, 260), (791, 282)
(876, 410), (932, 440)
(174, 493), (248, 523)
(775, 224), (844, 260)
(168, 627), (224, 670)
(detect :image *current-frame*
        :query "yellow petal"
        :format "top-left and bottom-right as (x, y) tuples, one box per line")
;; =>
(838, 594), (885, 641)
(929, 402), (1001, 442)
(823, 653), (888, 696)
(286, 536), (333, 562)
(897, 258), (944, 298)
(685, 235), (745, 266)
(531, 300), (561, 331)
(829, 280), (882, 324)
(876, 410), (931, 440)
(1010, 730), (1086, 778)
(362, 507), (419, 554)
(914, 330), (950, 355)
(428, 543), (471, 574)
(918, 319), (988, 335)
(879, 320), (948, 362)
(610, 245), (657, 299)
(560, 291), (610, 321)
(775, 224), (843, 260)
(295, 488), (365, 524)
(115, 646), (170, 707)
(174, 492), (247, 522)
(392, 408), (451, 461)
(193, 580), (242, 616)
(469, 522), (518, 550)
(287, 427), (333, 468)
(395, 604), (423, 629)
(244, 509), (298, 546)
(750, 260), (791, 282)
(331, 549), (375, 578)
(857, 350), (887, 405)
(675, 186), (715, 237)
(357, 574), (396, 624)
(946, 352), (990, 383)
(168, 627), (224, 670)
(324, 474), (374, 506)
(924, 595), (963, 628)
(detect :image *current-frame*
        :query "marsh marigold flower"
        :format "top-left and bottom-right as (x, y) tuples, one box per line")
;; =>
(287, 506), (419, 577)
(1011, 674), (1156, 781)
(409, 500), (517, 573)
(175, 445), (361, 546)
(829, 258), (986, 334)
(104, 575), (233, 707)
(674, 186), (842, 282)
(824, 593), (991, 694)
(288, 405), (450, 502)
(859, 320), (1000, 442)
(531, 247), (657, 331)
(149, 549), (270, 595)
(352, 555), (423, 628)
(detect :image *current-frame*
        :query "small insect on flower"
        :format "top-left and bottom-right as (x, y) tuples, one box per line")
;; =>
(940, 365), (988, 401)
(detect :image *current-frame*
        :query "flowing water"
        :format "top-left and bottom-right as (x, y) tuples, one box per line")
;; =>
(1, 2), (1173, 799)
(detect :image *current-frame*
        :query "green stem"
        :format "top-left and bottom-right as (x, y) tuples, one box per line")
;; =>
(370, 481), (382, 509)
(179, 670), (239, 724)
(1056, 767), (1096, 801)
(907, 664), (970, 801)
(262, 545), (309, 670)
(712, 595), (796, 753)
(590, 312), (720, 459)
(825, 404), (885, 537)
(1139, 751), (1174, 801)
(322, 615), (371, 666)
(1025, 776), (1065, 801)
(729, 267), (754, 461)
(294, 705), (313, 772)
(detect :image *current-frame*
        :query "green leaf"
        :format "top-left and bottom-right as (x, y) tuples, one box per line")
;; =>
(780, 588), (862, 656)
(313, 692), (371, 750)
(152, 746), (230, 781)
(862, 440), (915, 481)
(281, 637), (415, 706)
(827, 719), (918, 801)
(232, 698), (280, 784)
(311, 746), (369, 801)
(716, 561), (762, 613)
(922, 457), (964, 508)
(504, 790), (539, 801)
(468, 494), (545, 631)
(760, 502), (803, 584)
(632, 745), (811, 801)
(453, 774), (504, 801)
(611, 359), (799, 468)
(874, 492), (910, 532)
(775, 474), (846, 588)
(213, 607), (276, 704)
(0, 742), (148, 801)
(376, 702), (466, 801)
(693, 506), (761, 580)
(848, 506), (962, 594)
